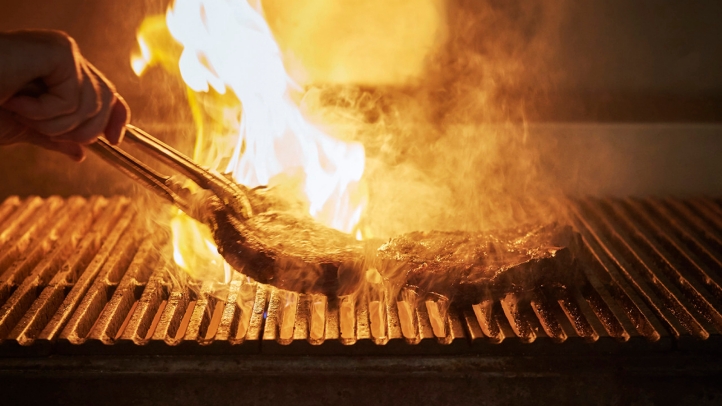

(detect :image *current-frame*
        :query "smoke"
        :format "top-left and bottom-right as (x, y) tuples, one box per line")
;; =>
(298, 0), (570, 237)
(95, 0), (574, 307)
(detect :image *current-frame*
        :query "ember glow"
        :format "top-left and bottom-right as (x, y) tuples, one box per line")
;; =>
(132, 0), (369, 280)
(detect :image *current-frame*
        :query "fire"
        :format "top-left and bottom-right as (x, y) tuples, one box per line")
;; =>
(132, 0), (368, 281)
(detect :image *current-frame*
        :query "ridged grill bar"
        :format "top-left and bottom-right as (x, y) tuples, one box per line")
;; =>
(0, 195), (720, 355)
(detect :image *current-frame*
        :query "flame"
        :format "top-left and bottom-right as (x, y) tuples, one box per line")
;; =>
(130, 36), (150, 76)
(262, 0), (446, 86)
(132, 0), (368, 281)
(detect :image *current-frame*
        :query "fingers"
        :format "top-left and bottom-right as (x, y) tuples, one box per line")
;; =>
(54, 70), (116, 145)
(0, 110), (85, 161)
(104, 95), (130, 145)
(1, 31), (84, 120)
(7, 61), (130, 147)
(0, 30), (131, 161)
(88, 64), (130, 145)
(22, 130), (86, 162)
(13, 63), (102, 136)
(0, 109), (30, 145)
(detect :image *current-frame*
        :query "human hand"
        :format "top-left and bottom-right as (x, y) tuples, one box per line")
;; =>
(0, 30), (130, 161)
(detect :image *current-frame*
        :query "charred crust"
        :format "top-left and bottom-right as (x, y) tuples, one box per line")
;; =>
(202, 194), (580, 305)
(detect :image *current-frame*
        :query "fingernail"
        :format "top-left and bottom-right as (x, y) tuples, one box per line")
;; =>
(116, 126), (126, 145)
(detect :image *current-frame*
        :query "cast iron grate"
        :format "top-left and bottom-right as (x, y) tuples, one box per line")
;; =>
(0, 195), (720, 355)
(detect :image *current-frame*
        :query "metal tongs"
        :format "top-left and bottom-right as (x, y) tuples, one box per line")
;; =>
(14, 80), (251, 222)
(88, 125), (253, 222)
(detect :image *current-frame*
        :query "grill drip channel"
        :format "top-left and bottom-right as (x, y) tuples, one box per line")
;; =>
(0, 195), (720, 355)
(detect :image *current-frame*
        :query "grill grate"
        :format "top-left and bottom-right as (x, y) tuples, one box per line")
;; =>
(0, 195), (720, 355)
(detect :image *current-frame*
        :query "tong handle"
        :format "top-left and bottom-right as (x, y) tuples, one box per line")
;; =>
(88, 138), (194, 216)
(123, 125), (253, 220)
(15, 78), (250, 220)
(124, 125), (210, 190)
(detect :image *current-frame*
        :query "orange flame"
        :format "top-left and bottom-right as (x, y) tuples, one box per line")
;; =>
(132, 0), (368, 281)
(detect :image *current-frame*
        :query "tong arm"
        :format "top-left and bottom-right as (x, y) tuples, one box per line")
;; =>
(88, 138), (197, 217)
(13, 81), (251, 220)
(123, 125), (253, 220)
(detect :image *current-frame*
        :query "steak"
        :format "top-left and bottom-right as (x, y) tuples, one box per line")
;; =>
(201, 190), (577, 304)
(378, 225), (577, 304)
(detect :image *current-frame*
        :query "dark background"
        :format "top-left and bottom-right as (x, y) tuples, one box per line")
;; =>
(0, 0), (720, 198)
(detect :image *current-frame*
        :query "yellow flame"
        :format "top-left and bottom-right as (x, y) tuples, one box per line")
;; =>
(130, 36), (151, 76)
(263, 0), (446, 86)
(132, 0), (369, 280)
(165, 0), (367, 235)
(170, 208), (228, 282)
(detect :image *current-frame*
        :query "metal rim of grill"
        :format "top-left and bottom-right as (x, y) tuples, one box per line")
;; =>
(0, 195), (721, 356)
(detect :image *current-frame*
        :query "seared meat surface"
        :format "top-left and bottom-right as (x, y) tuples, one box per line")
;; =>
(202, 191), (576, 303)
(206, 196), (369, 294)
(379, 225), (575, 302)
